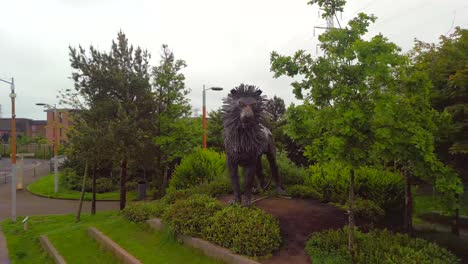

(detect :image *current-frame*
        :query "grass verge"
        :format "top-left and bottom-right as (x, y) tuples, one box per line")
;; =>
(2, 211), (222, 264)
(27, 174), (137, 201)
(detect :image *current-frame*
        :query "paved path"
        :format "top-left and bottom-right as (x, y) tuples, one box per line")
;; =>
(0, 159), (119, 264)
(0, 159), (119, 221)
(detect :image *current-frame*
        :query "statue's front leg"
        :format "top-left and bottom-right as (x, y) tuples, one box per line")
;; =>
(228, 158), (241, 204)
(243, 165), (256, 207)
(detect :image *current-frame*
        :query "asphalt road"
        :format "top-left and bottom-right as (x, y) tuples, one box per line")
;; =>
(0, 159), (119, 221)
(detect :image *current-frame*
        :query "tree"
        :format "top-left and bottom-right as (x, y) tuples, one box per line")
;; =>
(69, 31), (154, 210)
(265, 96), (286, 123)
(270, 0), (415, 254)
(411, 28), (468, 180)
(370, 67), (452, 234)
(207, 108), (225, 152)
(151, 45), (196, 196)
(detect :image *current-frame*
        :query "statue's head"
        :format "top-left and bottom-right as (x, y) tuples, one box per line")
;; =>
(223, 84), (266, 128)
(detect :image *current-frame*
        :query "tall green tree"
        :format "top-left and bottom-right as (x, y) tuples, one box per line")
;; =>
(411, 28), (468, 179)
(270, 0), (426, 253)
(151, 44), (197, 196)
(69, 31), (154, 210)
(207, 108), (225, 152)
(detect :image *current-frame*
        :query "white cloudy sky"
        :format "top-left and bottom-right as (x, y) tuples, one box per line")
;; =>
(0, 0), (467, 120)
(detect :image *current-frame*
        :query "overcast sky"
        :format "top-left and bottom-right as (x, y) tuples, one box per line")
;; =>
(1, 0), (467, 120)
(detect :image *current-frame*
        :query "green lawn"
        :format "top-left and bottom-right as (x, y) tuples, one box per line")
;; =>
(2, 211), (222, 264)
(414, 187), (468, 217)
(27, 174), (137, 201)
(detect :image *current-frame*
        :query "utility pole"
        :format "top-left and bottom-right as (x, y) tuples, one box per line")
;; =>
(1, 77), (17, 221)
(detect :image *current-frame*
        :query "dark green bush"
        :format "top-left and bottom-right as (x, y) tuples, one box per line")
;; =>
(94, 178), (115, 193)
(337, 199), (384, 229)
(287, 185), (321, 199)
(121, 201), (166, 223)
(169, 148), (227, 190)
(60, 168), (81, 191)
(160, 188), (197, 205)
(204, 205), (281, 257)
(192, 178), (232, 197)
(306, 227), (459, 264)
(163, 194), (222, 237)
(307, 163), (404, 215)
(262, 152), (307, 186)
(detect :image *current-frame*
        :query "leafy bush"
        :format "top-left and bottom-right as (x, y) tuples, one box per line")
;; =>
(160, 188), (198, 205)
(60, 168), (81, 191)
(94, 178), (115, 193)
(204, 205), (281, 257)
(169, 148), (227, 190)
(262, 152), (307, 186)
(337, 199), (384, 229)
(307, 162), (404, 215)
(163, 194), (222, 237)
(306, 227), (459, 264)
(287, 185), (321, 199)
(194, 179), (232, 197)
(121, 201), (166, 223)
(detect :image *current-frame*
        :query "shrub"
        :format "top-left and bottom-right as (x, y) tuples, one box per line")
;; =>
(193, 178), (232, 197)
(169, 148), (227, 190)
(121, 201), (166, 223)
(306, 227), (459, 264)
(163, 194), (222, 237)
(204, 205), (281, 257)
(306, 163), (404, 215)
(337, 199), (384, 229)
(160, 188), (197, 205)
(94, 178), (115, 193)
(287, 185), (321, 199)
(262, 152), (307, 186)
(60, 168), (81, 191)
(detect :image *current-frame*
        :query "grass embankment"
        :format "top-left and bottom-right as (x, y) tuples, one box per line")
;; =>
(27, 174), (137, 201)
(2, 211), (222, 264)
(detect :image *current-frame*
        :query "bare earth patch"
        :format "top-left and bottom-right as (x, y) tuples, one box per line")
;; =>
(219, 196), (347, 264)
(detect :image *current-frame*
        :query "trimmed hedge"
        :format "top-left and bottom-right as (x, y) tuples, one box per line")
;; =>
(306, 228), (459, 264)
(204, 205), (281, 257)
(121, 201), (166, 223)
(163, 194), (222, 237)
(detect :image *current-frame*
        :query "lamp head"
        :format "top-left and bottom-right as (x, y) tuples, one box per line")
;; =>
(211, 87), (223, 91)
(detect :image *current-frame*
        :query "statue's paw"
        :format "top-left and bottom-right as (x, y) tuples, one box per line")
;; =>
(276, 186), (287, 196)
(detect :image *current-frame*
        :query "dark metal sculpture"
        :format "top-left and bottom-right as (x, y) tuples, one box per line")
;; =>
(223, 84), (285, 206)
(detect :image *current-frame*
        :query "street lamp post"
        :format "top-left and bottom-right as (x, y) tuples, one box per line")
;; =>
(202, 85), (223, 149)
(0, 77), (17, 221)
(36, 103), (58, 193)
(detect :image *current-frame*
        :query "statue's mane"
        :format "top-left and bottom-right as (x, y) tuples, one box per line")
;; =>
(222, 84), (268, 155)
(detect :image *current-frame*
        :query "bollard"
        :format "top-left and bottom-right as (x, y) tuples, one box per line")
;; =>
(22, 216), (29, 231)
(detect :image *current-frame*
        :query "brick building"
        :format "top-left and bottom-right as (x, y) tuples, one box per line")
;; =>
(44, 109), (75, 145)
(0, 118), (47, 142)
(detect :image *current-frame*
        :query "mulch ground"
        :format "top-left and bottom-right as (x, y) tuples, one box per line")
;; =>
(219, 196), (347, 264)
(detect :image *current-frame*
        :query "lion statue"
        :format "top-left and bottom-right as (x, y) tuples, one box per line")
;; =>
(222, 84), (285, 206)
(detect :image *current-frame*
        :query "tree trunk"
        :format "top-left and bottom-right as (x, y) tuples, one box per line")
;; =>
(403, 169), (413, 235)
(451, 194), (460, 236)
(91, 163), (97, 215)
(161, 165), (169, 197)
(348, 168), (355, 257)
(120, 158), (128, 210)
(76, 161), (88, 222)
